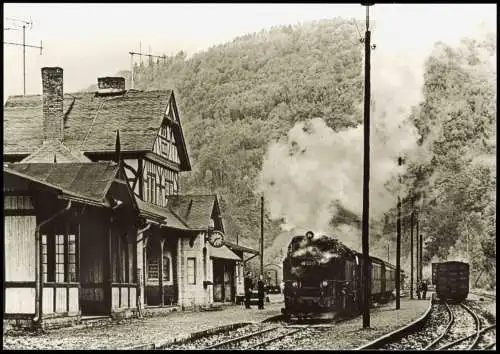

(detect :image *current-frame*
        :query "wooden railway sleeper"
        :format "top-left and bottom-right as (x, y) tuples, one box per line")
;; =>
(203, 325), (280, 350)
(247, 326), (310, 349)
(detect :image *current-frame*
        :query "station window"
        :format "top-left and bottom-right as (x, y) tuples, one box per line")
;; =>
(163, 255), (171, 282)
(147, 252), (172, 283)
(42, 223), (79, 283)
(112, 235), (129, 283)
(148, 258), (159, 280)
(187, 258), (196, 284)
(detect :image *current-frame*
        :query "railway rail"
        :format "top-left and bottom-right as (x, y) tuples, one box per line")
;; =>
(471, 291), (496, 301)
(358, 297), (496, 351)
(161, 315), (342, 350)
(430, 302), (480, 350)
(199, 323), (311, 350)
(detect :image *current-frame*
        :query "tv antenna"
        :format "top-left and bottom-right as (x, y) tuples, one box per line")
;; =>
(4, 17), (43, 96)
(128, 43), (166, 89)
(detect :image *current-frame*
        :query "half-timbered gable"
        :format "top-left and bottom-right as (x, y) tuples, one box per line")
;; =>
(4, 77), (191, 209)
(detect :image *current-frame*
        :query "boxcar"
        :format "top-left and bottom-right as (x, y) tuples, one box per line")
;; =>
(433, 261), (469, 302)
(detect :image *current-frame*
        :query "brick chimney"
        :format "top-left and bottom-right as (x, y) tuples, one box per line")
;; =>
(42, 67), (64, 141)
(97, 77), (126, 96)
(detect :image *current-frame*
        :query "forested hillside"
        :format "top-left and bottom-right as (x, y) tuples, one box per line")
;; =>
(114, 18), (365, 249)
(103, 19), (495, 287)
(409, 35), (496, 287)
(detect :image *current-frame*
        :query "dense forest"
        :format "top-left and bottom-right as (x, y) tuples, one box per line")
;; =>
(97, 18), (495, 288)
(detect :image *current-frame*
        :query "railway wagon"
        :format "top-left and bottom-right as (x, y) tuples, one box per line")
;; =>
(361, 256), (397, 302)
(433, 261), (469, 302)
(264, 268), (281, 294)
(282, 231), (398, 320)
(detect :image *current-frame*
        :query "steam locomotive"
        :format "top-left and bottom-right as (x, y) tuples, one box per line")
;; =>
(282, 231), (399, 320)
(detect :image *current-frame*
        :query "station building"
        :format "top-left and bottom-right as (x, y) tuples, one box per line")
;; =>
(3, 67), (258, 329)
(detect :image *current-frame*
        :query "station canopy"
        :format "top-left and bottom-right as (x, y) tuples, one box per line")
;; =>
(209, 244), (242, 261)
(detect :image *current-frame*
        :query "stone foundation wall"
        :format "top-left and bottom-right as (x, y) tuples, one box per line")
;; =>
(142, 306), (180, 318)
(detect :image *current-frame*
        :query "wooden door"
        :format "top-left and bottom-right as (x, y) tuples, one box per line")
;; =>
(223, 263), (234, 302)
(213, 261), (224, 302)
(79, 212), (107, 315)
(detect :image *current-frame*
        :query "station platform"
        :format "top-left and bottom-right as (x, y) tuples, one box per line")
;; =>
(3, 294), (431, 350)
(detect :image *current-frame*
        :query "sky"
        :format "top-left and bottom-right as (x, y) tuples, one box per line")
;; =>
(3, 3), (496, 100)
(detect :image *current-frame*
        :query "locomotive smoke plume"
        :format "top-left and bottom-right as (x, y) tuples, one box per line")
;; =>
(258, 49), (424, 245)
(292, 237), (340, 263)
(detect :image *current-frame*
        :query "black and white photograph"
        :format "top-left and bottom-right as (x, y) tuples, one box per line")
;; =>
(3, 3), (496, 350)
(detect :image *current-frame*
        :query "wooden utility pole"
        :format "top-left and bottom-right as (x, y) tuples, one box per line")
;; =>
(260, 196), (264, 277)
(419, 233), (423, 281)
(410, 196), (414, 299)
(416, 214), (420, 286)
(361, 2), (374, 329)
(396, 157), (403, 309)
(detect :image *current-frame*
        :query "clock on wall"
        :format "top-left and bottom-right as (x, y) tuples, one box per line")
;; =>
(207, 230), (224, 248)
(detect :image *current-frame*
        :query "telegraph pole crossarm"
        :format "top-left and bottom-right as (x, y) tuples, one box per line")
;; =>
(3, 40), (43, 50)
(128, 48), (166, 89)
(129, 51), (166, 60)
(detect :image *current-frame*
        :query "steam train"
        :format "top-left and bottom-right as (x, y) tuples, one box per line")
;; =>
(432, 261), (469, 302)
(282, 231), (400, 320)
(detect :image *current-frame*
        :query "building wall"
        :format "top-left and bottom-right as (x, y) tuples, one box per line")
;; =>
(177, 232), (215, 308)
(4, 195), (37, 315)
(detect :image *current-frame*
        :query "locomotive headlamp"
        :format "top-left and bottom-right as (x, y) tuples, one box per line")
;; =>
(292, 281), (299, 288)
(306, 231), (314, 240)
(321, 280), (329, 287)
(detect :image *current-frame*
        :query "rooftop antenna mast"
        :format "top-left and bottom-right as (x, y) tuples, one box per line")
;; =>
(4, 17), (43, 96)
(128, 44), (167, 89)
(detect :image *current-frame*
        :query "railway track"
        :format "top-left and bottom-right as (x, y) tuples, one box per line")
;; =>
(203, 324), (310, 350)
(361, 298), (496, 351)
(471, 291), (496, 301)
(161, 314), (342, 350)
(429, 302), (480, 350)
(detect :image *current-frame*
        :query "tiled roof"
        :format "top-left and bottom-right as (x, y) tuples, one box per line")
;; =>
(3, 90), (191, 170)
(4, 162), (119, 204)
(224, 241), (260, 255)
(167, 194), (220, 231)
(209, 244), (242, 261)
(136, 198), (189, 230)
(20, 140), (91, 163)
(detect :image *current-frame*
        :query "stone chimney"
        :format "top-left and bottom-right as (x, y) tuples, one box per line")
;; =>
(42, 67), (64, 141)
(97, 77), (126, 96)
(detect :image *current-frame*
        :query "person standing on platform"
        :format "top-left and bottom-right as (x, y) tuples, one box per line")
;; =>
(257, 274), (265, 310)
(421, 280), (428, 300)
(244, 271), (253, 309)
